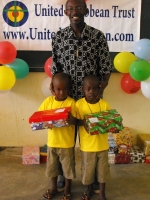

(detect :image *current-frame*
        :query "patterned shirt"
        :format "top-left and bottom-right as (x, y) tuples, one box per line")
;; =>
(51, 23), (112, 100)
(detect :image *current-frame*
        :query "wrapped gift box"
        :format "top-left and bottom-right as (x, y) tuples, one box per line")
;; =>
(145, 156), (150, 163)
(29, 107), (71, 131)
(108, 153), (115, 164)
(137, 134), (150, 156)
(118, 144), (130, 154)
(130, 145), (145, 163)
(22, 146), (40, 165)
(115, 153), (131, 164)
(114, 127), (133, 147)
(84, 109), (123, 135)
(108, 133), (118, 154)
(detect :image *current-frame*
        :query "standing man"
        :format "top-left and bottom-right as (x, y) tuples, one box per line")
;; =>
(51, 0), (113, 194)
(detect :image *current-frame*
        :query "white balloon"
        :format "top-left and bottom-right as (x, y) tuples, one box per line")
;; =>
(51, 0), (65, 5)
(41, 77), (52, 97)
(141, 77), (150, 99)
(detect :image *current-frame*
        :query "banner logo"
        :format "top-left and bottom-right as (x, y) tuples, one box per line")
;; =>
(3, 1), (29, 27)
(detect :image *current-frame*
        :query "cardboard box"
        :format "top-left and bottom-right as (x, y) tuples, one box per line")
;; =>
(84, 109), (123, 135)
(130, 145), (145, 163)
(29, 107), (71, 131)
(22, 146), (40, 165)
(137, 134), (150, 156)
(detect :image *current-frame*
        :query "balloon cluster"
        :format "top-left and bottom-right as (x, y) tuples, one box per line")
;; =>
(41, 56), (53, 97)
(0, 41), (29, 92)
(114, 38), (150, 98)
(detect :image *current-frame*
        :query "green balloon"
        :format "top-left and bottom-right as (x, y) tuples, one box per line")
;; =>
(129, 59), (150, 81)
(6, 58), (29, 79)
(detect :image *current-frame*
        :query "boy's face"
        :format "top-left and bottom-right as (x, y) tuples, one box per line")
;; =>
(53, 79), (69, 101)
(83, 80), (100, 103)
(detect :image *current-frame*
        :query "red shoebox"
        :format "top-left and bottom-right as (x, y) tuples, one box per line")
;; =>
(29, 107), (71, 131)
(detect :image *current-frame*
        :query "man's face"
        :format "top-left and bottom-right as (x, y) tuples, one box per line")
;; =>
(64, 0), (88, 26)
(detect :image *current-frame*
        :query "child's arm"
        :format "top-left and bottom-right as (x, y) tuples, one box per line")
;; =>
(68, 113), (77, 125)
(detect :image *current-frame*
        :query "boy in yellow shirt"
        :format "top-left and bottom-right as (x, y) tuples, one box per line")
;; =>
(76, 75), (111, 200)
(38, 73), (76, 200)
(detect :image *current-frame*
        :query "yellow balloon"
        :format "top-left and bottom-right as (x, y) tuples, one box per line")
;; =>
(114, 52), (137, 73)
(0, 66), (16, 90)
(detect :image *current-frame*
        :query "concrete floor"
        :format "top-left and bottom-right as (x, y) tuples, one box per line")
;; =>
(0, 147), (150, 200)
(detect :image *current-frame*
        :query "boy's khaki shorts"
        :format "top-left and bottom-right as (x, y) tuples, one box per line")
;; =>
(46, 147), (76, 179)
(81, 150), (111, 185)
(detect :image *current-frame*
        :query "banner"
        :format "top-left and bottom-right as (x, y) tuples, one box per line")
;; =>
(0, 0), (141, 52)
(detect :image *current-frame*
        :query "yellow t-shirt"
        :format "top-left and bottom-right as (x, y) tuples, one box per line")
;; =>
(75, 98), (111, 152)
(38, 96), (76, 148)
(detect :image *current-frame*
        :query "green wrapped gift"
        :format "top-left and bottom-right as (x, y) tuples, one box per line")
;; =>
(84, 109), (123, 135)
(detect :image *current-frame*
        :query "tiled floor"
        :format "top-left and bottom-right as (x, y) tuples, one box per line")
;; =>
(0, 147), (150, 200)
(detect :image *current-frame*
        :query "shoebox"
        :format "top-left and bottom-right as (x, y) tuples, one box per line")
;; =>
(29, 107), (71, 131)
(22, 146), (40, 164)
(115, 153), (131, 164)
(84, 109), (123, 135)
(137, 134), (150, 156)
(114, 127), (133, 147)
(130, 145), (145, 163)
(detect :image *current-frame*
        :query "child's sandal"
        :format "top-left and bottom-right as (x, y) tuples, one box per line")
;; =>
(62, 194), (71, 200)
(81, 191), (93, 200)
(43, 189), (56, 200)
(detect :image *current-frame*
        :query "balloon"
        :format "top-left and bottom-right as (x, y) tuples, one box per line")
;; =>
(129, 59), (150, 81)
(134, 39), (150, 60)
(121, 73), (140, 94)
(0, 41), (17, 64)
(141, 77), (150, 99)
(6, 58), (29, 79)
(51, 0), (65, 5)
(41, 77), (52, 97)
(0, 66), (16, 90)
(44, 57), (53, 77)
(114, 52), (137, 73)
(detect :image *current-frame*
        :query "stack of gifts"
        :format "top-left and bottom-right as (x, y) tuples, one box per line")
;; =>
(84, 109), (123, 135)
(137, 134), (150, 163)
(113, 127), (133, 164)
(29, 107), (71, 131)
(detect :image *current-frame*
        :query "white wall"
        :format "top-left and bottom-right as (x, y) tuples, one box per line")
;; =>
(0, 72), (150, 147)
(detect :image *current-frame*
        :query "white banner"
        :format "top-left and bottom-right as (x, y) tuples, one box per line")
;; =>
(0, 0), (141, 52)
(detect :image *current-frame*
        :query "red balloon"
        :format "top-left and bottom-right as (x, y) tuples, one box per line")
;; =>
(0, 41), (17, 64)
(44, 57), (53, 77)
(121, 73), (141, 94)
